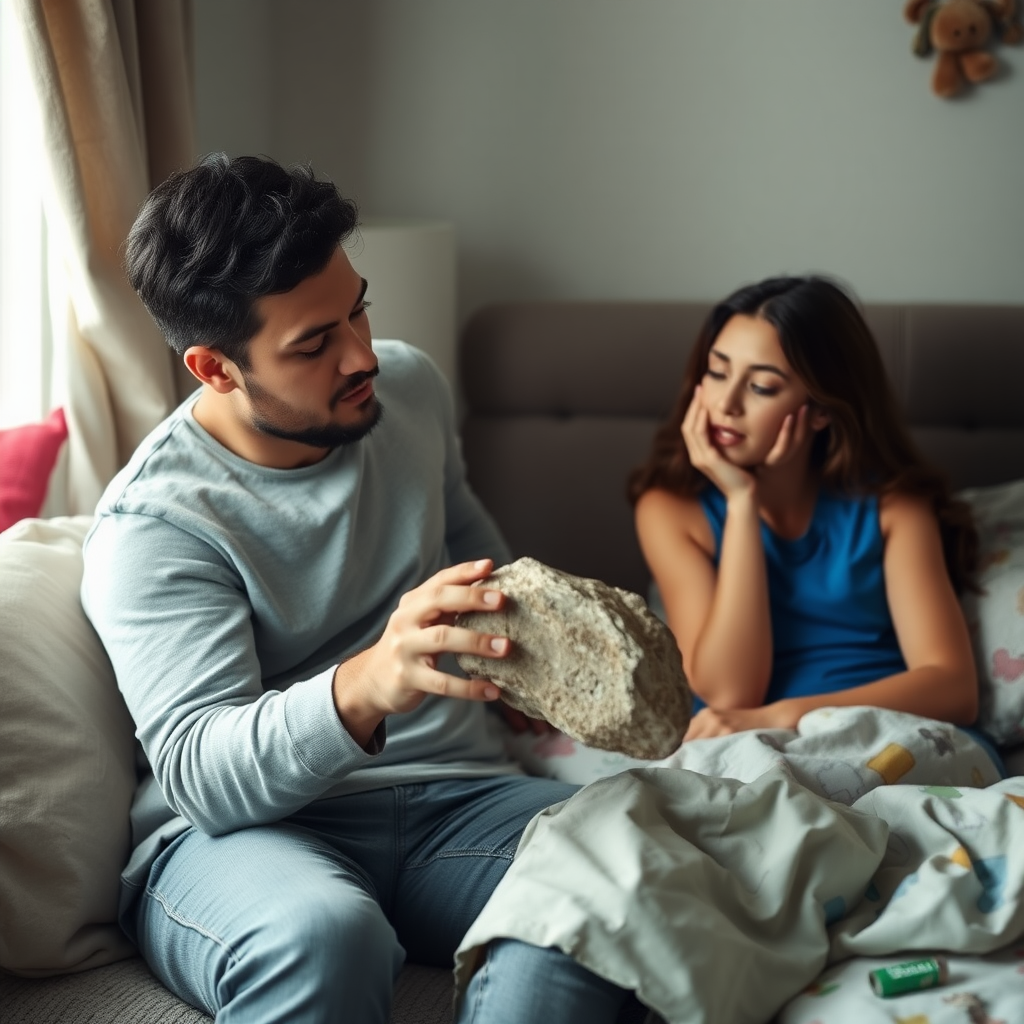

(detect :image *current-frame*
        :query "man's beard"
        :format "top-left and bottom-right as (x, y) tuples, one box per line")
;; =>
(243, 368), (385, 449)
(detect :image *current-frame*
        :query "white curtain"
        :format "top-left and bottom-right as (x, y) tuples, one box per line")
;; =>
(12, 0), (196, 514)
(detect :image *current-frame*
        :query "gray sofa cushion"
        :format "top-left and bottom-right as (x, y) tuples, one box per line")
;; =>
(0, 958), (458, 1024)
(0, 959), (652, 1023)
(0, 958), (211, 1024)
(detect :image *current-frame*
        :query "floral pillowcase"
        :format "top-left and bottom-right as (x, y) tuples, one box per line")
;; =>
(961, 478), (1024, 748)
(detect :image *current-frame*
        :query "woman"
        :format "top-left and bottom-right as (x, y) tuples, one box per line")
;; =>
(629, 275), (994, 753)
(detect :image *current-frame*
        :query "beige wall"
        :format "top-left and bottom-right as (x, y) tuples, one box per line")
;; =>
(195, 1), (1024, 321)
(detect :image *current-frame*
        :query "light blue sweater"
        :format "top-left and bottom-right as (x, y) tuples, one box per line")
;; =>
(82, 341), (519, 909)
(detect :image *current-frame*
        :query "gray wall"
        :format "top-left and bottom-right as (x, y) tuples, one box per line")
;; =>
(195, 1), (1024, 321)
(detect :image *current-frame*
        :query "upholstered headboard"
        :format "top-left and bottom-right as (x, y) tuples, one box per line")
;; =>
(459, 302), (1024, 596)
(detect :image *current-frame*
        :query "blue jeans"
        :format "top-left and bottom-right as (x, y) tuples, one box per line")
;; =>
(131, 775), (630, 1023)
(457, 938), (646, 1024)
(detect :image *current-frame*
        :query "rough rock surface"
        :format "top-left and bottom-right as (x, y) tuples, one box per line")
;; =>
(455, 557), (692, 759)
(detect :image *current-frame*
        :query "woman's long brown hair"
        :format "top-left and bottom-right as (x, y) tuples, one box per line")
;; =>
(627, 276), (977, 592)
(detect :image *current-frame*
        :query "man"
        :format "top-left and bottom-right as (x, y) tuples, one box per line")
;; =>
(82, 154), (632, 1023)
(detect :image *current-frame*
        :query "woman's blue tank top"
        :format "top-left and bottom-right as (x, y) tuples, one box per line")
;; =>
(697, 485), (907, 706)
(689, 485), (1005, 775)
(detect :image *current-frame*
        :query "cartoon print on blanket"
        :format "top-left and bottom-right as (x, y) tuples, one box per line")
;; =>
(507, 705), (1003, 799)
(655, 706), (1003, 800)
(459, 710), (1023, 1024)
(779, 946), (1024, 1024)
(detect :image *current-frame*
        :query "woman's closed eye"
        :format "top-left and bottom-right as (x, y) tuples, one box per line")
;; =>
(705, 369), (779, 397)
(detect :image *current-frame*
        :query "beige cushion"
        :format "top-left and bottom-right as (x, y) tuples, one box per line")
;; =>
(961, 480), (1024, 748)
(0, 516), (136, 976)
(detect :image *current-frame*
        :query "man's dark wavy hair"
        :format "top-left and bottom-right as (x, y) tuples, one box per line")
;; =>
(125, 153), (358, 367)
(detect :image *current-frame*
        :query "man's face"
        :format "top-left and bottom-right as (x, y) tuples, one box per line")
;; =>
(237, 248), (382, 451)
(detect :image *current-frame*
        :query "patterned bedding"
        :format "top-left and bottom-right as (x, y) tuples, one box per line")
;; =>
(460, 707), (1024, 1024)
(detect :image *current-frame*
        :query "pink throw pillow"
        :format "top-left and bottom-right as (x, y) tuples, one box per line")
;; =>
(0, 408), (67, 533)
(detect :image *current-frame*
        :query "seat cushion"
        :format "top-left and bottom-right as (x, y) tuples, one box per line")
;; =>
(0, 958), (211, 1023)
(0, 958), (459, 1024)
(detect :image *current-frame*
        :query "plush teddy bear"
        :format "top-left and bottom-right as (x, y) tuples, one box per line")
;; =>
(905, 0), (1022, 97)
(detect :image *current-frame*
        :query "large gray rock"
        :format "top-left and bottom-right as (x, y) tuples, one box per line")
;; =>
(456, 557), (691, 759)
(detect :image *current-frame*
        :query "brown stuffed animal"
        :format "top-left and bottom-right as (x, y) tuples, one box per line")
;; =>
(905, 0), (1022, 97)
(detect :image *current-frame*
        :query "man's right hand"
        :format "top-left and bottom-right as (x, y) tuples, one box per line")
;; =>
(331, 559), (508, 749)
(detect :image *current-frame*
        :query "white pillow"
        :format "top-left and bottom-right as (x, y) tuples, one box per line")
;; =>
(960, 479), (1024, 748)
(0, 516), (137, 976)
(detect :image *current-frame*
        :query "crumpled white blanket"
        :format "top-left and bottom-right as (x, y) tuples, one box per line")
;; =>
(455, 708), (1024, 1024)
(656, 705), (1002, 801)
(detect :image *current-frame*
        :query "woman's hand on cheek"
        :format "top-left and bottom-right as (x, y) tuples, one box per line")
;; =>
(762, 404), (808, 469)
(681, 385), (756, 499)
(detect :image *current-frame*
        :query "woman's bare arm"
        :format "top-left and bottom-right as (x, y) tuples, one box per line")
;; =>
(635, 487), (773, 708)
(682, 493), (979, 740)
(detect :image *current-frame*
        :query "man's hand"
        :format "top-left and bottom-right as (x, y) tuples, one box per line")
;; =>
(682, 700), (801, 741)
(332, 559), (510, 747)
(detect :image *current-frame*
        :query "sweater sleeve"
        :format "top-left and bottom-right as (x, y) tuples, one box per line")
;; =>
(81, 511), (381, 836)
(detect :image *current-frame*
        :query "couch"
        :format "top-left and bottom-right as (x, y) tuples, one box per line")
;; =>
(2, 299), (1023, 1022)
